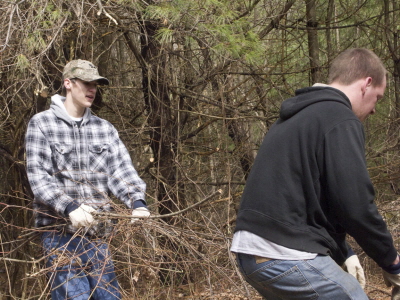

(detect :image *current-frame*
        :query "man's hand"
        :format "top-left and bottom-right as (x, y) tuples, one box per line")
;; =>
(383, 271), (400, 300)
(131, 207), (150, 223)
(343, 255), (366, 289)
(382, 257), (400, 300)
(69, 204), (96, 227)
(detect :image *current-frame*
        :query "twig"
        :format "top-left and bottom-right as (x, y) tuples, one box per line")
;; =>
(0, 0), (26, 52)
(96, 0), (118, 25)
(0, 257), (43, 264)
(94, 189), (222, 219)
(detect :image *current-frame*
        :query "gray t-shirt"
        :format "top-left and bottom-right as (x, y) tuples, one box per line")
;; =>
(231, 230), (317, 260)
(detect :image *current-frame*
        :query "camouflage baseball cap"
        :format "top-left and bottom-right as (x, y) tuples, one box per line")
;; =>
(63, 59), (109, 85)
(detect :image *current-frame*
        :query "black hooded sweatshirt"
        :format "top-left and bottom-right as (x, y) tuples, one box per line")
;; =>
(235, 86), (397, 267)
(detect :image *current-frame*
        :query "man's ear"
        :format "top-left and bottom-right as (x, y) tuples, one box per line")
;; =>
(64, 78), (72, 91)
(361, 77), (373, 95)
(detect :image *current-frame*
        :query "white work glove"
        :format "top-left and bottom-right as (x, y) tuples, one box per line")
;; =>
(69, 204), (96, 228)
(343, 255), (366, 289)
(131, 207), (150, 223)
(383, 271), (400, 300)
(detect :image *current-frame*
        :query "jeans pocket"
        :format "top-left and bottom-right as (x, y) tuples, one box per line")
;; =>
(251, 262), (319, 300)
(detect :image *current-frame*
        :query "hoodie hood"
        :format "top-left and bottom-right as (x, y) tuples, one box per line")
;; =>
(279, 85), (352, 120)
(50, 94), (91, 124)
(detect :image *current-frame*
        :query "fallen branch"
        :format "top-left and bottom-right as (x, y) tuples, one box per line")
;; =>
(96, 0), (118, 25)
(94, 189), (222, 219)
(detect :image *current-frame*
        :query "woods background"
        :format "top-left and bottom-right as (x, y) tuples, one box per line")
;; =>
(1, 0), (400, 299)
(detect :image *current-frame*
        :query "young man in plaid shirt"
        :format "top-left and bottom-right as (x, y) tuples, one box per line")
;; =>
(25, 60), (149, 299)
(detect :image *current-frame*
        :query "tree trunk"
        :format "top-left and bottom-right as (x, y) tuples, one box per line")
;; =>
(305, 0), (322, 84)
(139, 21), (184, 222)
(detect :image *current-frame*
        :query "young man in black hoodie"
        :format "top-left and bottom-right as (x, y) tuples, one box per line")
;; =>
(231, 48), (400, 299)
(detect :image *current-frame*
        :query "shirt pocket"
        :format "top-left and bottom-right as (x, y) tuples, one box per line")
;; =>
(53, 143), (74, 171)
(88, 144), (109, 172)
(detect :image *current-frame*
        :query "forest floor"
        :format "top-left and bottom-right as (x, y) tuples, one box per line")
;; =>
(134, 284), (392, 300)
(0, 248), (394, 299)
(0, 275), (394, 299)
(123, 283), (392, 299)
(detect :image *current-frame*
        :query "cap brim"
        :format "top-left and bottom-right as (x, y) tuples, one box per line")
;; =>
(76, 76), (110, 85)
(96, 78), (110, 85)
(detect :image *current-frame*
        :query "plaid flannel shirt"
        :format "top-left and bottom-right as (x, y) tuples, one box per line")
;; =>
(25, 95), (146, 230)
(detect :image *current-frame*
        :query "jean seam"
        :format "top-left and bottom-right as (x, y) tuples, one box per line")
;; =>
(304, 260), (356, 300)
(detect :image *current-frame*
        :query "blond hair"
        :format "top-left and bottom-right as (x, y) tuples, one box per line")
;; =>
(328, 48), (387, 87)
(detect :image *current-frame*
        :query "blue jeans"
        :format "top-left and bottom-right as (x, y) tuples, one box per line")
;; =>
(236, 253), (368, 300)
(42, 231), (121, 300)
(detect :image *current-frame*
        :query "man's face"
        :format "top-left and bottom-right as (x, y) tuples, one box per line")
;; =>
(65, 78), (98, 110)
(355, 76), (386, 122)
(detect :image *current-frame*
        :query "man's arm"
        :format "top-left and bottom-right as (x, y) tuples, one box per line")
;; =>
(106, 125), (147, 209)
(25, 117), (77, 216)
(323, 119), (397, 267)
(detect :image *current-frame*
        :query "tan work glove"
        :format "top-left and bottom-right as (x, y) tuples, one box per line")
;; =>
(69, 204), (96, 227)
(343, 255), (366, 289)
(383, 271), (400, 300)
(131, 207), (150, 223)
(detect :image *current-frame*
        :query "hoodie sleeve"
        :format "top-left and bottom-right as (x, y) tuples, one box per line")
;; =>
(322, 119), (397, 268)
(106, 125), (146, 209)
(25, 117), (78, 217)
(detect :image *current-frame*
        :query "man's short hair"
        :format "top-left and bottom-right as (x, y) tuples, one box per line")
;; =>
(328, 48), (387, 87)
